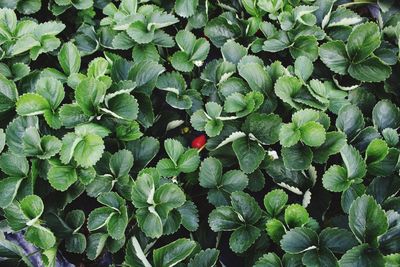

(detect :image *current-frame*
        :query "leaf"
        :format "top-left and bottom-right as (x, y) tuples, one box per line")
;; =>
(25, 225), (56, 250)
(346, 22), (381, 63)
(299, 121), (326, 147)
(294, 56), (313, 81)
(290, 36), (318, 61)
(175, 0), (199, 18)
(73, 134), (105, 167)
(372, 100), (400, 131)
(279, 123), (301, 147)
(348, 56), (391, 83)
(0, 177), (23, 208)
(58, 42), (81, 75)
(280, 227), (318, 254)
(110, 150), (134, 178)
(209, 206), (241, 231)
(153, 238), (197, 267)
(86, 233), (108, 260)
(188, 248), (219, 267)
(230, 225), (260, 253)
(177, 201), (199, 232)
(339, 244), (384, 267)
(238, 62), (273, 93)
(177, 149), (200, 173)
(103, 93), (138, 120)
(313, 131), (347, 164)
(16, 93), (50, 116)
(164, 139), (184, 165)
(349, 195), (388, 244)
(274, 76), (303, 109)
(336, 104), (364, 139)
(282, 143), (313, 171)
(302, 247), (338, 267)
(75, 78), (106, 116)
(340, 144), (366, 181)
(0, 74), (18, 112)
(20, 195), (43, 222)
(47, 165), (77, 191)
(322, 165), (350, 192)
(264, 189), (288, 217)
(319, 40), (349, 75)
(319, 227), (358, 254)
(204, 17), (240, 47)
(366, 139), (389, 164)
(284, 204), (309, 228)
(221, 40), (247, 64)
(242, 113), (282, 145)
(232, 137), (265, 174)
(254, 252), (282, 267)
(0, 152), (29, 177)
(35, 77), (65, 110)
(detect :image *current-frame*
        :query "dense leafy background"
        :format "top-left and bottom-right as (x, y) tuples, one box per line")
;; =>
(0, 0), (400, 266)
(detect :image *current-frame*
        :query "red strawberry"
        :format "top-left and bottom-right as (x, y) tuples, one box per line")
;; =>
(191, 134), (206, 149)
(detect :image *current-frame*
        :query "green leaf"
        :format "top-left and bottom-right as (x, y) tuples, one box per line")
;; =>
(73, 134), (105, 167)
(266, 218), (286, 243)
(221, 40), (247, 64)
(154, 183), (185, 218)
(280, 227), (318, 254)
(340, 144), (366, 181)
(58, 42), (81, 75)
(20, 195), (43, 222)
(75, 78), (106, 116)
(87, 207), (114, 231)
(336, 104), (364, 139)
(204, 17), (240, 47)
(175, 0), (199, 18)
(232, 137), (265, 174)
(153, 238), (197, 267)
(110, 149), (134, 178)
(349, 195), (388, 244)
(65, 233), (86, 254)
(25, 225), (55, 250)
(164, 138), (185, 165)
(209, 206), (241, 231)
(322, 165), (350, 192)
(0, 177), (23, 208)
(16, 93), (50, 116)
(274, 76), (303, 109)
(171, 51), (193, 72)
(319, 40), (349, 75)
(0, 74), (18, 112)
(47, 165), (77, 191)
(103, 93), (138, 120)
(313, 131), (347, 164)
(290, 36), (318, 61)
(188, 248), (219, 267)
(346, 22), (381, 63)
(136, 207), (163, 238)
(319, 227), (358, 254)
(339, 244), (384, 267)
(0, 152), (29, 177)
(348, 56), (391, 83)
(279, 123), (301, 147)
(366, 139), (389, 164)
(264, 189), (288, 217)
(177, 201), (199, 232)
(230, 225), (260, 253)
(294, 56), (313, 81)
(242, 113), (282, 145)
(86, 233), (108, 260)
(238, 62), (272, 93)
(284, 204), (309, 228)
(177, 149), (200, 173)
(299, 121), (326, 147)
(282, 143), (313, 171)
(302, 247), (338, 267)
(372, 100), (400, 131)
(108, 210), (128, 240)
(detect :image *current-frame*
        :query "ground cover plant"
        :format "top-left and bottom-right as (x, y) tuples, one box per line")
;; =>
(0, 0), (399, 266)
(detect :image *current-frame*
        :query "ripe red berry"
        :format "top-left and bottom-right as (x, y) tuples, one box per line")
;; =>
(191, 134), (206, 149)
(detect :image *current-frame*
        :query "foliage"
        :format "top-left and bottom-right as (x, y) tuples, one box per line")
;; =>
(0, 0), (400, 266)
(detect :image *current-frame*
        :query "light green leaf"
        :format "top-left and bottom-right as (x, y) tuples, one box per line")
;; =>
(47, 165), (78, 191)
(153, 238), (197, 267)
(16, 93), (50, 116)
(346, 22), (381, 63)
(58, 42), (81, 75)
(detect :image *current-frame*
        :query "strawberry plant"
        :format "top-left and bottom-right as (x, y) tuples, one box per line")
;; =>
(0, 0), (400, 266)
